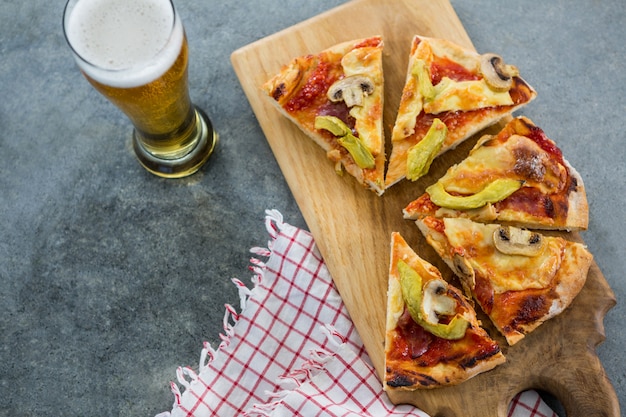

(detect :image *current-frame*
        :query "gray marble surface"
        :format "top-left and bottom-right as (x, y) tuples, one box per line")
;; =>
(1, 0), (624, 416)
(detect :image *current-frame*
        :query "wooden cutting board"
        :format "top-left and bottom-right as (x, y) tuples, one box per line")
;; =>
(231, 0), (619, 415)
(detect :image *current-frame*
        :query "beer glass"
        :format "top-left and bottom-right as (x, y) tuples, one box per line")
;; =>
(63, 0), (217, 178)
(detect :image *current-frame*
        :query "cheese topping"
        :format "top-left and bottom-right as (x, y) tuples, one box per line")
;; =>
(391, 42), (434, 141)
(386, 276), (405, 333)
(428, 38), (479, 72)
(390, 72), (422, 141)
(439, 135), (567, 195)
(341, 46), (383, 155)
(424, 77), (514, 114)
(443, 218), (565, 293)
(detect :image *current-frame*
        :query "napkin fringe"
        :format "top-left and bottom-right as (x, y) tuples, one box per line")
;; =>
(162, 209), (289, 416)
(245, 325), (349, 417)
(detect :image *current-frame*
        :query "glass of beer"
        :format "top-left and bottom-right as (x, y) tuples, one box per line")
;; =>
(63, 0), (217, 178)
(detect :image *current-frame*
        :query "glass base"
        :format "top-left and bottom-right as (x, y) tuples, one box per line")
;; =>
(132, 107), (218, 179)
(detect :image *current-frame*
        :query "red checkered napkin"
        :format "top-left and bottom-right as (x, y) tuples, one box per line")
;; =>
(157, 210), (557, 417)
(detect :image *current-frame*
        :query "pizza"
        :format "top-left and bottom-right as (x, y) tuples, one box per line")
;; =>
(414, 216), (593, 345)
(262, 36), (386, 195)
(384, 232), (505, 390)
(261, 33), (599, 390)
(403, 116), (589, 231)
(385, 35), (536, 188)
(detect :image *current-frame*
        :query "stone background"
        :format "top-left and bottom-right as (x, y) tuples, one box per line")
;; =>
(1, 1), (624, 415)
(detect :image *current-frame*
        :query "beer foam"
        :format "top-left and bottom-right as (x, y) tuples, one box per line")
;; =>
(65, 0), (183, 88)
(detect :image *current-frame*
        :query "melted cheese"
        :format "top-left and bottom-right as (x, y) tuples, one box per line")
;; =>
(439, 135), (567, 195)
(439, 138), (515, 194)
(386, 277), (405, 332)
(428, 38), (480, 72)
(424, 77), (514, 114)
(391, 42), (434, 141)
(391, 78), (422, 141)
(341, 46), (383, 155)
(442, 218), (565, 293)
(391, 62), (424, 141)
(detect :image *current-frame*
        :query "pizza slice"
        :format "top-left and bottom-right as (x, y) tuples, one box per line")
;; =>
(384, 232), (505, 391)
(404, 116), (589, 231)
(415, 216), (593, 345)
(385, 35), (536, 188)
(262, 36), (386, 195)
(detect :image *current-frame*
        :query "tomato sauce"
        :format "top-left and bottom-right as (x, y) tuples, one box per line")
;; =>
(354, 37), (382, 49)
(495, 287), (552, 334)
(285, 60), (336, 113)
(424, 216), (445, 234)
(404, 194), (439, 217)
(524, 124), (565, 166)
(430, 57), (480, 84)
(388, 308), (500, 368)
(390, 310), (433, 360)
(412, 109), (491, 144)
(497, 187), (570, 223)
(474, 275), (495, 314)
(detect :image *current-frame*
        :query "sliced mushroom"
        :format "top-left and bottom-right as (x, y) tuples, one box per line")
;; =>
(421, 279), (457, 325)
(452, 253), (475, 291)
(493, 225), (544, 256)
(327, 75), (375, 107)
(480, 53), (519, 91)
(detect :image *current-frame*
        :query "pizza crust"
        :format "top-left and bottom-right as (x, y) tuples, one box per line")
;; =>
(562, 160), (589, 231)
